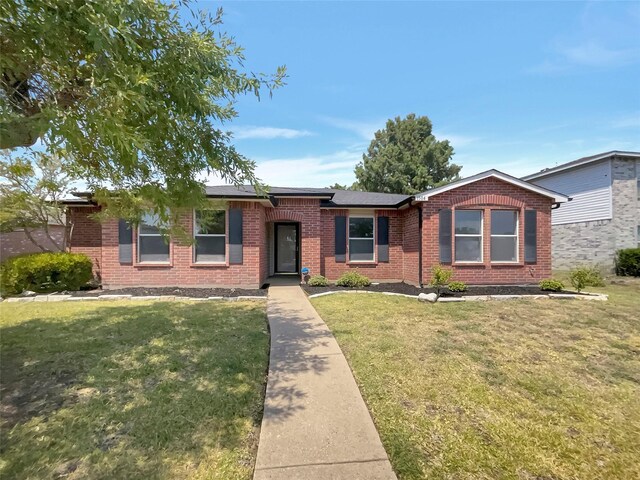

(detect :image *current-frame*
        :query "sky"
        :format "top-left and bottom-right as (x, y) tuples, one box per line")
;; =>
(196, 0), (640, 188)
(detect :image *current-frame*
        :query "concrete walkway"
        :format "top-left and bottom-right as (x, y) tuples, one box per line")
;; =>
(254, 284), (396, 480)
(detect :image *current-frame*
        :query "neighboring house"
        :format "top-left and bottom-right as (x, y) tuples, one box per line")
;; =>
(523, 151), (640, 271)
(64, 170), (569, 288)
(0, 226), (65, 262)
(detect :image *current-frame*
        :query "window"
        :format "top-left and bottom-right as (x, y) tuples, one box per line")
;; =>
(454, 210), (482, 262)
(491, 210), (518, 262)
(138, 213), (170, 263)
(349, 215), (374, 262)
(194, 210), (226, 263)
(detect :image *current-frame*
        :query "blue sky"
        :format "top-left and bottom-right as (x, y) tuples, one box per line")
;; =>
(202, 1), (640, 187)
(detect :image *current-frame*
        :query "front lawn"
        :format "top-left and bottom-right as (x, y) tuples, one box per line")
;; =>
(311, 282), (640, 480)
(0, 300), (269, 480)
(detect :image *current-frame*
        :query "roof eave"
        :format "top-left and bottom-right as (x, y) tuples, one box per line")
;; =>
(522, 151), (640, 181)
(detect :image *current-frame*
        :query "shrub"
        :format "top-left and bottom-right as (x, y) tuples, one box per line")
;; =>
(429, 264), (453, 297)
(0, 252), (93, 295)
(539, 278), (565, 292)
(308, 274), (329, 287)
(615, 248), (640, 277)
(448, 281), (468, 292)
(569, 266), (605, 292)
(336, 271), (371, 288)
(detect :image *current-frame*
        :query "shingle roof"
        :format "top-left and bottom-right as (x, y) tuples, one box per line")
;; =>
(204, 185), (412, 207)
(522, 150), (640, 180)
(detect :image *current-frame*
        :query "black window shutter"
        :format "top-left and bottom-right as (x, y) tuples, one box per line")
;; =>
(229, 208), (243, 264)
(524, 210), (537, 263)
(377, 216), (389, 262)
(335, 216), (346, 262)
(439, 209), (452, 263)
(118, 219), (133, 264)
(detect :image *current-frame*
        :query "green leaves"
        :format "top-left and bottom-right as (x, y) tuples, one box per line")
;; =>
(1, 0), (285, 222)
(355, 113), (461, 194)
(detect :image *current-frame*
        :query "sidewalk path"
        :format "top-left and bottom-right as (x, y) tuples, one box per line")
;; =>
(253, 285), (397, 480)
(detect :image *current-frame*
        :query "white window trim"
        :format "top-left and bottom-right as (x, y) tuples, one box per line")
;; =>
(137, 214), (170, 264)
(454, 210), (483, 263)
(193, 208), (227, 264)
(348, 214), (376, 263)
(490, 210), (519, 263)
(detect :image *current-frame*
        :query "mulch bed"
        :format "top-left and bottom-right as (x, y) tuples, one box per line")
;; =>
(68, 286), (268, 298)
(301, 282), (589, 297)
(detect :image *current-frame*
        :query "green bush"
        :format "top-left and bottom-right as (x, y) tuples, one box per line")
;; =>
(539, 278), (565, 292)
(569, 266), (605, 292)
(308, 274), (329, 287)
(448, 281), (468, 292)
(336, 271), (371, 288)
(615, 248), (640, 277)
(429, 264), (453, 297)
(0, 252), (93, 295)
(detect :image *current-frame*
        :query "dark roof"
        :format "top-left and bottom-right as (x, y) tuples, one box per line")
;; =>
(522, 150), (640, 180)
(205, 185), (412, 208)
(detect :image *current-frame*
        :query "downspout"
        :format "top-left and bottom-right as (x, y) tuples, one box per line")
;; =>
(417, 203), (423, 287)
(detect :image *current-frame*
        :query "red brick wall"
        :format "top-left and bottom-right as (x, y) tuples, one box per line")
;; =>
(86, 202), (266, 289)
(265, 198), (322, 276)
(420, 177), (552, 285)
(402, 207), (420, 285)
(68, 207), (102, 276)
(320, 209), (406, 282)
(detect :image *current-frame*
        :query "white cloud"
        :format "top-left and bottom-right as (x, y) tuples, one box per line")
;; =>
(320, 116), (384, 140)
(201, 149), (361, 188)
(231, 126), (313, 140)
(433, 131), (479, 148)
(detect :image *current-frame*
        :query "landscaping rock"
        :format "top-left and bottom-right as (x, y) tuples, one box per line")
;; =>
(20, 290), (36, 297)
(418, 292), (438, 303)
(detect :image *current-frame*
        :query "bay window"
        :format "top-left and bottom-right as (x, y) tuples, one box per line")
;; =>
(349, 215), (374, 262)
(491, 210), (518, 262)
(454, 210), (483, 262)
(138, 213), (170, 263)
(194, 210), (226, 263)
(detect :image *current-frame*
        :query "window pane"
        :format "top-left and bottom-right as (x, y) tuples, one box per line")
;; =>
(195, 236), (225, 263)
(139, 213), (162, 234)
(349, 239), (374, 261)
(349, 217), (373, 238)
(491, 236), (517, 262)
(455, 237), (482, 262)
(196, 210), (225, 235)
(455, 210), (482, 235)
(491, 210), (517, 235)
(139, 236), (169, 262)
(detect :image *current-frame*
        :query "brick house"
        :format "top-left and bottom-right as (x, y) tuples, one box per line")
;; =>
(523, 151), (640, 271)
(65, 170), (569, 288)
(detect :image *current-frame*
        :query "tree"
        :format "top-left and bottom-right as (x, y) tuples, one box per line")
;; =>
(354, 114), (461, 195)
(0, 0), (285, 226)
(0, 150), (76, 251)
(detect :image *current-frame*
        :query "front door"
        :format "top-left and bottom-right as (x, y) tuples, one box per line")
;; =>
(275, 223), (299, 273)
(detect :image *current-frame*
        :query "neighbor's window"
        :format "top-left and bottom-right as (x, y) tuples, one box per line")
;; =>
(138, 213), (170, 263)
(454, 210), (482, 262)
(491, 210), (518, 262)
(349, 216), (374, 261)
(194, 210), (226, 263)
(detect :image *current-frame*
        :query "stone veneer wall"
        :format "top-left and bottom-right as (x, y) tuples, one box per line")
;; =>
(551, 156), (639, 271)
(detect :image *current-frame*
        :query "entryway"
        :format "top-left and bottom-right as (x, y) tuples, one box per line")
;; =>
(274, 222), (299, 274)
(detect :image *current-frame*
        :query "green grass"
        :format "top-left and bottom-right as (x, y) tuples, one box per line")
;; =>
(311, 281), (640, 480)
(0, 300), (269, 480)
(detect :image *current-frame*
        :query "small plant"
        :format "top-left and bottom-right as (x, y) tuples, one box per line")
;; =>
(429, 264), (453, 297)
(336, 271), (371, 288)
(615, 248), (640, 277)
(539, 278), (565, 292)
(0, 252), (94, 295)
(569, 266), (605, 292)
(308, 274), (329, 287)
(448, 281), (468, 292)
